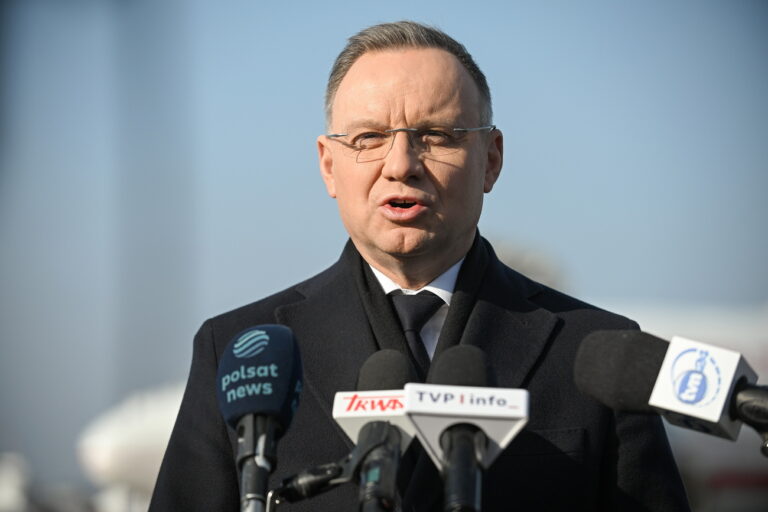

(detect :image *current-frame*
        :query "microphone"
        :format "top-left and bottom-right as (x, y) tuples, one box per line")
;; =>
(349, 350), (419, 512)
(405, 346), (529, 512)
(215, 325), (303, 512)
(333, 349), (419, 451)
(275, 350), (418, 510)
(574, 330), (768, 455)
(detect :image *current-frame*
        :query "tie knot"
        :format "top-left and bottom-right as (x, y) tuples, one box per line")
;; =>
(390, 291), (445, 333)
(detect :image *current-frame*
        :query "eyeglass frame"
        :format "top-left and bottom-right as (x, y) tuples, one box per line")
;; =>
(325, 125), (496, 162)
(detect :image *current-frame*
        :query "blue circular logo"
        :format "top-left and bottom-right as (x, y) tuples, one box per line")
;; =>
(671, 348), (721, 406)
(233, 329), (270, 358)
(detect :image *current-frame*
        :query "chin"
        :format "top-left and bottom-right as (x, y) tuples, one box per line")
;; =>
(377, 230), (437, 259)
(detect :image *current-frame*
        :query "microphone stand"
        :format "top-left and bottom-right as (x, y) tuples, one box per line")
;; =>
(270, 421), (401, 511)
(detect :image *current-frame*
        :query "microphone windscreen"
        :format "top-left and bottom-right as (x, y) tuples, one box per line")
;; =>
(216, 324), (302, 433)
(574, 330), (668, 412)
(427, 345), (493, 387)
(356, 349), (418, 391)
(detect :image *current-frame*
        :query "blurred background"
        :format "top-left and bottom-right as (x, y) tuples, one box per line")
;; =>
(0, 0), (765, 511)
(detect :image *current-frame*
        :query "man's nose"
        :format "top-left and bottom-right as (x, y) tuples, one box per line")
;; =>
(381, 130), (424, 181)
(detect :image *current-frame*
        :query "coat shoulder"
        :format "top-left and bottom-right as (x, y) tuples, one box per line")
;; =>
(494, 256), (639, 331)
(204, 258), (344, 337)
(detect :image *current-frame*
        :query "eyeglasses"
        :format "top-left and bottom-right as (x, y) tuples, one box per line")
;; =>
(326, 125), (496, 163)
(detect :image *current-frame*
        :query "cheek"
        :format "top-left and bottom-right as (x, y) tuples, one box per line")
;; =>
(439, 164), (485, 201)
(439, 170), (487, 223)
(334, 173), (377, 217)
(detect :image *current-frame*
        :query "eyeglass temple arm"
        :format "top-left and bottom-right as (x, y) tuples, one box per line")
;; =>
(452, 125), (496, 133)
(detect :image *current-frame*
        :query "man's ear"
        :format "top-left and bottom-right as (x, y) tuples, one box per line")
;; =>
(317, 136), (337, 198)
(483, 129), (503, 193)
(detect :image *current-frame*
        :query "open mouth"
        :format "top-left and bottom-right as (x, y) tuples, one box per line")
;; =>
(389, 200), (417, 209)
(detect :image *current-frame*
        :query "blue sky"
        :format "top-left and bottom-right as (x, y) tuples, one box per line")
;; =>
(185, 0), (768, 309)
(4, 0), (765, 315)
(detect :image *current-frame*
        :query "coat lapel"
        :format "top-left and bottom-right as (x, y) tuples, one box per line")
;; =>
(464, 301), (558, 388)
(436, 236), (559, 388)
(462, 256), (559, 388)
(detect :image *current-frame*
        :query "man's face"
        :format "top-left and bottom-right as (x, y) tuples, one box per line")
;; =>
(318, 48), (503, 272)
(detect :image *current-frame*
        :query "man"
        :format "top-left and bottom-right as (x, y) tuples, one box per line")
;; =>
(150, 21), (690, 511)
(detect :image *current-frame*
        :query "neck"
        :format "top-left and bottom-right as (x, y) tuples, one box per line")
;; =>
(355, 236), (474, 290)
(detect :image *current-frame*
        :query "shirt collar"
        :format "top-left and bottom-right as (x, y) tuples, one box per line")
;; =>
(368, 258), (464, 306)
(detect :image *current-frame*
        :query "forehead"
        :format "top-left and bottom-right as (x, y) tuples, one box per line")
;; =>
(331, 48), (481, 129)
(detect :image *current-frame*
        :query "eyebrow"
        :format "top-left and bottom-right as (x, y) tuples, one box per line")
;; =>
(338, 119), (388, 133)
(339, 118), (466, 133)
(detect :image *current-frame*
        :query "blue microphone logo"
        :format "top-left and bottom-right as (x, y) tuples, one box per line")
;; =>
(671, 348), (722, 406)
(233, 329), (270, 358)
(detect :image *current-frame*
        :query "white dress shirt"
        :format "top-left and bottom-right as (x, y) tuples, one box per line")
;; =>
(369, 259), (463, 359)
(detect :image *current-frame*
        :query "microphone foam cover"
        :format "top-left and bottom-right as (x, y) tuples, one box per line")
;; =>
(356, 349), (418, 391)
(216, 324), (302, 433)
(574, 330), (668, 412)
(427, 345), (493, 387)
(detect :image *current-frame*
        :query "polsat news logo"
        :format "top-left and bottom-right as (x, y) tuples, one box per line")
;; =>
(341, 393), (405, 412)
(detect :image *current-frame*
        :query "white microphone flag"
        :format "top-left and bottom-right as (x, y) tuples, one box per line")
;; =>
(332, 385), (529, 467)
(404, 384), (528, 469)
(649, 335), (757, 439)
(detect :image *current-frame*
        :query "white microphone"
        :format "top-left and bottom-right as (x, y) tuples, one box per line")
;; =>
(575, 330), (768, 455)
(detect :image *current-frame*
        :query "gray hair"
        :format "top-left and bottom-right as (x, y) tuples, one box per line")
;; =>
(325, 21), (492, 127)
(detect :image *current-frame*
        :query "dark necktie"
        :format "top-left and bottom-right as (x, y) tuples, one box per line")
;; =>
(390, 291), (444, 380)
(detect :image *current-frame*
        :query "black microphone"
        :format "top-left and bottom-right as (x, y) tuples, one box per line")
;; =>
(274, 350), (417, 510)
(574, 330), (668, 413)
(216, 325), (303, 512)
(426, 345), (494, 512)
(575, 330), (768, 456)
(356, 348), (417, 391)
(354, 350), (417, 512)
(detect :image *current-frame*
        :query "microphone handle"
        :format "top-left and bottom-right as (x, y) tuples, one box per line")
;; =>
(359, 445), (397, 512)
(237, 415), (279, 512)
(733, 383), (768, 430)
(241, 459), (269, 512)
(441, 424), (484, 512)
(732, 382), (768, 457)
(356, 421), (401, 512)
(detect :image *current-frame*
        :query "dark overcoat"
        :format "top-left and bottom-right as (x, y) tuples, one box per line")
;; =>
(150, 239), (689, 511)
